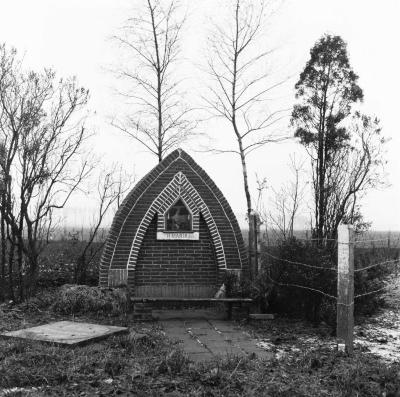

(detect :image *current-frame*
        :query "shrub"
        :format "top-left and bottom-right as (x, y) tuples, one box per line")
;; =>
(263, 238), (336, 323)
(156, 349), (188, 375)
(18, 287), (60, 312)
(354, 245), (400, 315)
(260, 237), (400, 323)
(50, 284), (129, 316)
(37, 240), (102, 288)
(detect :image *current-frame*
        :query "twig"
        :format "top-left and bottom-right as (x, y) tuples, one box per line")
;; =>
(229, 357), (243, 379)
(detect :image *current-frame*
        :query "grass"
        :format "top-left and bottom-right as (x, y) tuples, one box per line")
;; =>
(1, 286), (400, 396)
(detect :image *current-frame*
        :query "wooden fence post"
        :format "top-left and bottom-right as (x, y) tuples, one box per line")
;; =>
(249, 211), (261, 279)
(337, 223), (354, 355)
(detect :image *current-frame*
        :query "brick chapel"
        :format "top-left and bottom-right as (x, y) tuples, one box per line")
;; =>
(99, 149), (249, 298)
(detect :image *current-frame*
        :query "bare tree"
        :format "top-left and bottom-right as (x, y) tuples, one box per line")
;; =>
(0, 44), (91, 299)
(0, 141), (5, 300)
(75, 166), (134, 284)
(268, 156), (306, 240)
(323, 112), (387, 235)
(112, 0), (195, 162)
(255, 155), (306, 242)
(203, 0), (288, 243)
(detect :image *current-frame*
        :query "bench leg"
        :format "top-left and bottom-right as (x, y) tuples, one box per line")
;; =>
(229, 302), (251, 321)
(133, 302), (153, 321)
(243, 302), (251, 322)
(227, 302), (233, 320)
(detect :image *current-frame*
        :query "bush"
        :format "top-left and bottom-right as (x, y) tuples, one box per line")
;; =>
(37, 240), (102, 288)
(260, 237), (400, 323)
(263, 238), (337, 323)
(354, 245), (400, 315)
(50, 284), (129, 316)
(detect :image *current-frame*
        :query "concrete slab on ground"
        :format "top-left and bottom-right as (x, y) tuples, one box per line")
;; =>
(0, 321), (128, 345)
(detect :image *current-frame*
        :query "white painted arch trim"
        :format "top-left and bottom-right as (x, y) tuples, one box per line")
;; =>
(126, 171), (227, 272)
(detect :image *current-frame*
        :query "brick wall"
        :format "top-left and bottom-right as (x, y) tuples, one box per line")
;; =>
(99, 149), (249, 292)
(134, 214), (218, 297)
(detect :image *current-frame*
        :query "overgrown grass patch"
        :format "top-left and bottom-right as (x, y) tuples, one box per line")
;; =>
(0, 326), (172, 390)
(1, 288), (400, 396)
(1, 327), (400, 396)
(49, 284), (129, 316)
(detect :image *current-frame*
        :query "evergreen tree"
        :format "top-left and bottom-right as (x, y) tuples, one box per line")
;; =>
(291, 34), (364, 241)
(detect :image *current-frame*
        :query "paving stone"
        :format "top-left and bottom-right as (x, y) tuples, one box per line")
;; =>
(189, 328), (221, 338)
(161, 320), (185, 328)
(225, 334), (252, 342)
(184, 321), (213, 330)
(208, 320), (240, 333)
(163, 327), (187, 335)
(161, 318), (273, 362)
(188, 330), (210, 336)
(154, 309), (224, 321)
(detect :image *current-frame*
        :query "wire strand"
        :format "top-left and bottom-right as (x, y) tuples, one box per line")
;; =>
(355, 258), (400, 273)
(264, 251), (337, 271)
(354, 238), (391, 244)
(267, 274), (337, 300)
(292, 237), (338, 242)
(355, 285), (390, 299)
(337, 301), (354, 307)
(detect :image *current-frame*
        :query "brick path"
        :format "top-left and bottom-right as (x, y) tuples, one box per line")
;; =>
(161, 318), (273, 362)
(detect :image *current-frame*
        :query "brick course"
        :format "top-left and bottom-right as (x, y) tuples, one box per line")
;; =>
(135, 214), (217, 288)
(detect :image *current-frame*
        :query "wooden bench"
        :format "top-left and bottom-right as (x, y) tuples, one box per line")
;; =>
(130, 297), (253, 320)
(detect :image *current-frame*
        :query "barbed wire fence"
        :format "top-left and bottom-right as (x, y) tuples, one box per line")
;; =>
(262, 224), (400, 355)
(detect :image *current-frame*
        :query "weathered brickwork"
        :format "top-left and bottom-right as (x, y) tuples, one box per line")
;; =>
(135, 214), (217, 288)
(99, 149), (249, 296)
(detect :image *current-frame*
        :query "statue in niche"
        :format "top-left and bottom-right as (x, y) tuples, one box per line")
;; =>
(165, 198), (191, 231)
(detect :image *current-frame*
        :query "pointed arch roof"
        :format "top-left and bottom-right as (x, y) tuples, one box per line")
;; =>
(99, 149), (248, 287)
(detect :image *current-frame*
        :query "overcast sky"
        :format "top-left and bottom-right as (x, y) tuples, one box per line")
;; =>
(0, 0), (399, 230)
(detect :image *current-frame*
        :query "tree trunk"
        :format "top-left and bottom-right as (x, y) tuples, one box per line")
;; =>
(149, 0), (163, 163)
(239, 147), (252, 221)
(17, 237), (24, 301)
(236, 134), (254, 276)
(76, 255), (87, 285)
(7, 231), (15, 301)
(0, 197), (6, 301)
(317, 127), (325, 243)
(26, 254), (39, 297)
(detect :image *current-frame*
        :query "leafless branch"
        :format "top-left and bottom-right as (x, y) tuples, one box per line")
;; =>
(112, 0), (196, 162)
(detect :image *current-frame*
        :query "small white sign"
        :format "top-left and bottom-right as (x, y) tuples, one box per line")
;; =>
(157, 231), (199, 240)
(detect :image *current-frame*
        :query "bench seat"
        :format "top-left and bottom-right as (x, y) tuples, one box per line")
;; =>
(131, 297), (252, 303)
(130, 297), (253, 320)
